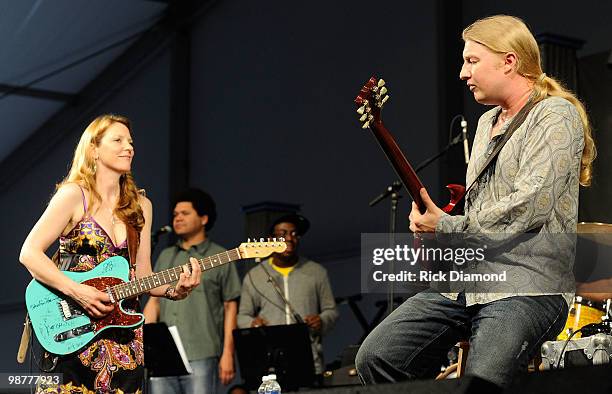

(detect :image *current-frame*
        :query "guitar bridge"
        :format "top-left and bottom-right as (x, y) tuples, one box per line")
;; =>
(58, 300), (84, 320)
(54, 323), (96, 342)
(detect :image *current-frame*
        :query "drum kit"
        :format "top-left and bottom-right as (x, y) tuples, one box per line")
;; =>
(558, 222), (612, 341)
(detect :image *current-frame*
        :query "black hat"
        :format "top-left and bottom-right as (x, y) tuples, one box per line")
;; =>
(269, 213), (310, 236)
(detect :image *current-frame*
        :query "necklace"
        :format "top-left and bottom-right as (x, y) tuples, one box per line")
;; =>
(110, 208), (116, 226)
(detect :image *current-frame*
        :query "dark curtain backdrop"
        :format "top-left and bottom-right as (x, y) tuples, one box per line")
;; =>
(578, 52), (612, 223)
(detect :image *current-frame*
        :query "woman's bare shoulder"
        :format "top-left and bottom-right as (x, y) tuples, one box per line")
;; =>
(54, 182), (85, 204)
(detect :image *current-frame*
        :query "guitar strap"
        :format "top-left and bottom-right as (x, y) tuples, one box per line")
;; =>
(461, 98), (538, 204)
(16, 314), (32, 364)
(127, 223), (140, 269)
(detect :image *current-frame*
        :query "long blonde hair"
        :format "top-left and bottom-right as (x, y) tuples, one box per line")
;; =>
(463, 15), (596, 186)
(58, 114), (144, 232)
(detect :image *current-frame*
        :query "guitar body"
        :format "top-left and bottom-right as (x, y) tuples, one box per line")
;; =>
(25, 256), (144, 355)
(443, 183), (466, 214)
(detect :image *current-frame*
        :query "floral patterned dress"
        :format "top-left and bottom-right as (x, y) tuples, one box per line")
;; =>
(39, 191), (143, 394)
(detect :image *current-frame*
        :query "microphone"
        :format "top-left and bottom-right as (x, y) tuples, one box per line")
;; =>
(461, 116), (470, 165)
(151, 225), (172, 250)
(153, 225), (172, 235)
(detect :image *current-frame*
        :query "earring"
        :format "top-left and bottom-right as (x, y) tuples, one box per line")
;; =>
(93, 157), (98, 173)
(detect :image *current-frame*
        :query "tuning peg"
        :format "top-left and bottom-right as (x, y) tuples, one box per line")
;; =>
(247, 238), (251, 242)
(362, 121), (370, 129)
(378, 79), (386, 88)
(379, 87), (387, 95)
(356, 105), (365, 115)
(359, 113), (368, 122)
(381, 95), (389, 105)
(259, 237), (264, 242)
(368, 114), (374, 122)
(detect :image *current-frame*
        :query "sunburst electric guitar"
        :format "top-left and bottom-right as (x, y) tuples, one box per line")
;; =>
(25, 239), (286, 355)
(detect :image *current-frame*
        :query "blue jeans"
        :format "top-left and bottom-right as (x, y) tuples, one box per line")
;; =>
(355, 291), (567, 388)
(149, 357), (218, 394)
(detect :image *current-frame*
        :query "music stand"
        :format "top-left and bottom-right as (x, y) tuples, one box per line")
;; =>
(144, 322), (192, 377)
(233, 323), (315, 391)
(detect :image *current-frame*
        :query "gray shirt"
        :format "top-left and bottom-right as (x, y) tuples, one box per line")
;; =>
(156, 239), (241, 360)
(237, 257), (339, 373)
(436, 96), (584, 306)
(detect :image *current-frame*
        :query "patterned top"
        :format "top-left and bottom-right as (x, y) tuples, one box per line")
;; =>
(59, 216), (128, 271)
(436, 96), (584, 307)
(42, 189), (143, 394)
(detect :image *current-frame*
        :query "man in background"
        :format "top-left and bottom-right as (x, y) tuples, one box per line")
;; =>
(144, 188), (241, 394)
(237, 213), (338, 378)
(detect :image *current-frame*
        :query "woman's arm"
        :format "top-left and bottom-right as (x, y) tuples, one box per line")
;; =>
(20, 183), (113, 318)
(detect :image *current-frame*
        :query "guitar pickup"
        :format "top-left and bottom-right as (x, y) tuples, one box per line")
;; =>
(58, 300), (84, 320)
(54, 323), (95, 342)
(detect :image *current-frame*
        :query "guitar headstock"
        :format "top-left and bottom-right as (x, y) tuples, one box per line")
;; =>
(354, 77), (389, 129)
(239, 238), (287, 259)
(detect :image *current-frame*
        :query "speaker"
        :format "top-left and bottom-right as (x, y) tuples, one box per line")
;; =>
(511, 364), (612, 392)
(301, 376), (498, 394)
(322, 365), (360, 387)
(298, 364), (612, 393)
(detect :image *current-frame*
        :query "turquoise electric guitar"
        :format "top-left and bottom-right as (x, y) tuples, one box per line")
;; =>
(25, 239), (286, 355)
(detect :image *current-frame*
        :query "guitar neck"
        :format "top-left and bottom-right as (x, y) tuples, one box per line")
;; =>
(110, 248), (242, 301)
(370, 119), (426, 212)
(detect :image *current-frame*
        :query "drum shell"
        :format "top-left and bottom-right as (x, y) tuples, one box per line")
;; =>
(557, 296), (606, 340)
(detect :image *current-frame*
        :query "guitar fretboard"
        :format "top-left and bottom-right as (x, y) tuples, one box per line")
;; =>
(109, 248), (242, 301)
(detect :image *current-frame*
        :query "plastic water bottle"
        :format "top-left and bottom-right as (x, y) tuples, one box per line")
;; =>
(265, 374), (281, 394)
(257, 375), (271, 394)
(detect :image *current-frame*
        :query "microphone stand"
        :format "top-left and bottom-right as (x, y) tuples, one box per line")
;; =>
(259, 259), (304, 324)
(370, 182), (402, 316)
(368, 131), (465, 315)
(413, 132), (463, 174)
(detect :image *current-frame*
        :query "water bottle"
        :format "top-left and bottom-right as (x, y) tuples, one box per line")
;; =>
(257, 375), (271, 394)
(265, 374), (281, 394)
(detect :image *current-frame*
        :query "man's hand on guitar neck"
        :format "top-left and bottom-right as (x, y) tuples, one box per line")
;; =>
(409, 188), (445, 233)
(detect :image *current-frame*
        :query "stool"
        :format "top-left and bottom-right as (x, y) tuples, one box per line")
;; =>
(436, 341), (469, 380)
(436, 341), (542, 379)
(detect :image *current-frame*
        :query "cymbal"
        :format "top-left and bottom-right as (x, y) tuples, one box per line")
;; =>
(577, 222), (612, 233)
(577, 222), (612, 247)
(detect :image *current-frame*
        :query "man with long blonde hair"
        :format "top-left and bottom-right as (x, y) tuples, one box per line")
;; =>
(356, 15), (595, 388)
(20, 114), (202, 393)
